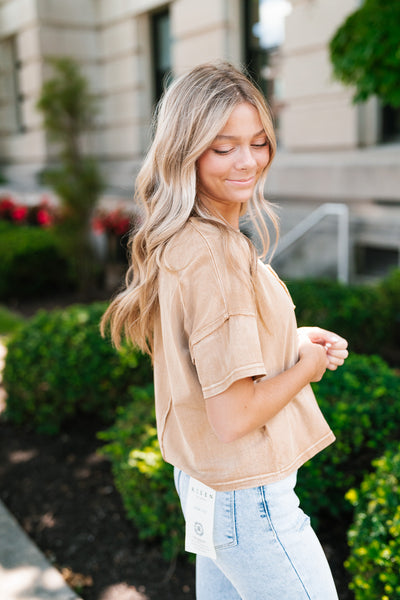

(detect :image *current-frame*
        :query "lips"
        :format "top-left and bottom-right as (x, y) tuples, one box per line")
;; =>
(226, 176), (255, 184)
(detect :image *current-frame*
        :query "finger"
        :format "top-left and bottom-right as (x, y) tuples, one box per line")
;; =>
(310, 329), (348, 347)
(328, 355), (345, 365)
(326, 363), (339, 371)
(328, 339), (348, 350)
(327, 348), (349, 360)
(327, 356), (346, 370)
(327, 345), (349, 354)
(307, 328), (334, 344)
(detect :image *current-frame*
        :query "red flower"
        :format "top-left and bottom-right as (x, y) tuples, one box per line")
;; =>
(37, 208), (53, 227)
(92, 216), (105, 233)
(12, 206), (28, 222)
(0, 197), (16, 219)
(92, 207), (132, 236)
(113, 216), (131, 236)
(0, 195), (58, 227)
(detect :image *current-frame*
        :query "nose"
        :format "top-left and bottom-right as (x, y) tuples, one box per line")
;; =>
(235, 146), (257, 170)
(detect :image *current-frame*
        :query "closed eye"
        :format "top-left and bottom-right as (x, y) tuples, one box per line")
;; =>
(213, 148), (234, 155)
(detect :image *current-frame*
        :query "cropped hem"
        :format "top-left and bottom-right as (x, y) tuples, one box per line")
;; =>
(210, 431), (336, 491)
(168, 430), (336, 492)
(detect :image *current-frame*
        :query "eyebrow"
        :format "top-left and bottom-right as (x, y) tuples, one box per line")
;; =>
(214, 129), (266, 141)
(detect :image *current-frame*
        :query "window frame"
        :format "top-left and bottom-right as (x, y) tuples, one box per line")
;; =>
(0, 35), (24, 135)
(151, 6), (172, 106)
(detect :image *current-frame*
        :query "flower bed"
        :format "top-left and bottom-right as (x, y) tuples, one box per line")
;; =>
(0, 194), (57, 227)
(0, 192), (137, 270)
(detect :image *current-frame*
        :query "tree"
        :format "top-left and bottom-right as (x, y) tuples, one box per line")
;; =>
(329, 0), (400, 107)
(37, 58), (105, 295)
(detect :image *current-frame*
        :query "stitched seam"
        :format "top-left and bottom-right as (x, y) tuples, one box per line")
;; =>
(185, 221), (256, 355)
(190, 310), (257, 349)
(214, 491), (238, 550)
(202, 363), (266, 397)
(189, 220), (228, 312)
(158, 396), (173, 456)
(172, 222), (227, 356)
(207, 431), (335, 489)
(263, 262), (296, 309)
(259, 487), (312, 599)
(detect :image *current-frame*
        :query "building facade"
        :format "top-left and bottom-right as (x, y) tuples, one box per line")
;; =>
(0, 0), (399, 280)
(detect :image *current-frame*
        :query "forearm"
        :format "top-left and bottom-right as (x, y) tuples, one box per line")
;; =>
(252, 359), (314, 425)
(205, 356), (316, 443)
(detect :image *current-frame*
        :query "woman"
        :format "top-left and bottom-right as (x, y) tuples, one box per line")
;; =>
(102, 62), (348, 599)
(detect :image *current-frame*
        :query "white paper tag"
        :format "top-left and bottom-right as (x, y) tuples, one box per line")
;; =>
(184, 477), (216, 559)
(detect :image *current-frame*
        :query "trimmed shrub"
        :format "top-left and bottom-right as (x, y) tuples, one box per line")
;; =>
(0, 221), (75, 300)
(3, 302), (152, 434)
(98, 385), (184, 560)
(378, 268), (400, 361)
(345, 445), (400, 600)
(297, 354), (400, 521)
(288, 278), (385, 356)
(0, 305), (25, 336)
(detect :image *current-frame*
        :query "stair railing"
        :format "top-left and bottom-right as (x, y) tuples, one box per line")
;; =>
(273, 202), (350, 284)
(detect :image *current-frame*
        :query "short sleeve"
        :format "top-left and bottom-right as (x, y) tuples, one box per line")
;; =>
(191, 314), (267, 398)
(173, 222), (267, 399)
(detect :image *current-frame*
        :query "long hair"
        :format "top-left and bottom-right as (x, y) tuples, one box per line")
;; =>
(101, 61), (278, 354)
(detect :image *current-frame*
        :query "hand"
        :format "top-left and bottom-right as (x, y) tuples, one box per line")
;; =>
(297, 327), (349, 371)
(298, 337), (330, 382)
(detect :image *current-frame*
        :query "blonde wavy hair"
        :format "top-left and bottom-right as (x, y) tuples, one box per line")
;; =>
(101, 61), (278, 354)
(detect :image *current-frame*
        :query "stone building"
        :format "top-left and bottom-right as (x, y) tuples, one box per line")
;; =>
(0, 0), (399, 280)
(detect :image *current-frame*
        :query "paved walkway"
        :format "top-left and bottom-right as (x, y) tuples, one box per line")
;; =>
(0, 340), (80, 600)
(0, 501), (81, 600)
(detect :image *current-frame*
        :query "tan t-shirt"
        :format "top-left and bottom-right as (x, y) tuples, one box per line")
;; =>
(153, 217), (335, 491)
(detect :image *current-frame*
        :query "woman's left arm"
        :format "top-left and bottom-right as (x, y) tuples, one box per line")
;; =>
(297, 326), (349, 371)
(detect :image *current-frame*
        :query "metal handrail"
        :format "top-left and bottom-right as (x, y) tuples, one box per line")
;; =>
(274, 203), (350, 283)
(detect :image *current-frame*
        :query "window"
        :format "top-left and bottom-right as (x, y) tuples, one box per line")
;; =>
(381, 104), (400, 143)
(0, 36), (24, 134)
(243, 0), (291, 138)
(151, 8), (172, 105)
(355, 245), (399, 278)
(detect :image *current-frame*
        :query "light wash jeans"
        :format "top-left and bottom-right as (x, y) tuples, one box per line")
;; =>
(174, 468), (338, 600)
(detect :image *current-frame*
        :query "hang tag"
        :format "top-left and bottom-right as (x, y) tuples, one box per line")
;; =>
(185, 477), (216, 559)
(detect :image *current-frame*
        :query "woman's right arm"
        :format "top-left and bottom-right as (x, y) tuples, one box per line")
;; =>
(205, 340), (329, 444)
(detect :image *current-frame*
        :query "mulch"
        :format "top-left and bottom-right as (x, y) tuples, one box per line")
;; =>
(0, 416), (195, 600)
(0, 414), (353, 600)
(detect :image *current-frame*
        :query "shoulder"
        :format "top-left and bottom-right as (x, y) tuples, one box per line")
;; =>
(163, 217), (251, 274)
(162, 218), (256, 318)
(163, 218), (221, 270)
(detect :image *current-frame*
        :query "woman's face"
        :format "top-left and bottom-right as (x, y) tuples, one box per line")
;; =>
(196, 102), (270, 228)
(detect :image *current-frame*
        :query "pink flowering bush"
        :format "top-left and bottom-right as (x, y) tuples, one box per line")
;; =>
(92, 206), (132, 237)
(0, 194), (135, 270)
(92, 205), (135, 264)
(0, 195), (57, 228)
(1, 195), (134, 239)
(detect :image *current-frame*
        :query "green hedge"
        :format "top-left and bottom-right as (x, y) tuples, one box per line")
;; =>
(296, 354), (400, 522)
(3, 302), (153, 434)
(0, 221), (75, 300)
(378, 269), (400, 359)
(345, 445), (400, 600)
(289, 269), (400, 363)
(98, 385), (184, 560)
(0, 305), (25, 337)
